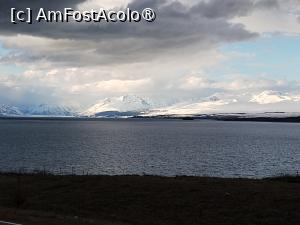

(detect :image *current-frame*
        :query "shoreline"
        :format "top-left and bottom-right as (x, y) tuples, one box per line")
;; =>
(1, 115), (300, 123)
(1, 174), (300, 225)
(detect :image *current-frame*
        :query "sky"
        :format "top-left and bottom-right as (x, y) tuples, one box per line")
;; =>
(0, 0), (299, 107)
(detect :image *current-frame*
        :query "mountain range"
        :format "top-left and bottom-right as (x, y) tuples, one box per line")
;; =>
(0, 104), (78, 117)
(1, 91), (300, 118)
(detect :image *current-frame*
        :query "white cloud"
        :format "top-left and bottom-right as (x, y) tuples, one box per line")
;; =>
(232, 0), (300, 35)
(70, 78), (152, 94)
(0, 0), (299, 107)
(78, 0), (132, 10)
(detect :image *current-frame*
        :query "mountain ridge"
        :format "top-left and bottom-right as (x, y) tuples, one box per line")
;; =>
(1, 91), (300, 118)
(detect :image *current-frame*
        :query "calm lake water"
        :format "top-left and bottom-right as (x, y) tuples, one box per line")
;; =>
(0, 119), (300, 178)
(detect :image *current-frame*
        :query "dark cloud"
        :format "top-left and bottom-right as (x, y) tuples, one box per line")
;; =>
(0, 0), (284, 68)
(0, 0), (84, 36)
(191, 0), (278, 18)
(0, 0), (259, 41)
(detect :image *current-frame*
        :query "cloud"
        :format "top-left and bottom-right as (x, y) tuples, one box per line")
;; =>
(1, 64), (299, 107)
(70, 78), (152, 94)
(0, 0), (299, 106)
(0, 0), (262, 67)
(179, 74), (300, 92)
(232, 0), (300, 35)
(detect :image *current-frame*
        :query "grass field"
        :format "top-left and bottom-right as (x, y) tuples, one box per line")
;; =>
(0, 174), (300, 225)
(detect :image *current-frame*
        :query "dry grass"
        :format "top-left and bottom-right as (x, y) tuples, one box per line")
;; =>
(0, 174), (300, 225)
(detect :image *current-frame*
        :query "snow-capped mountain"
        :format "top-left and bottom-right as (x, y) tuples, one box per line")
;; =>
(82, 95), (152, 117)
(250, 90), (295, 104)
(1, 90), (300, 118)
(145, 91), (300, 116)
(147, 94), (237, 116)
(73, 91), (300, 117)
(0, 105), (23, 116)
(20, 104), (77, 117)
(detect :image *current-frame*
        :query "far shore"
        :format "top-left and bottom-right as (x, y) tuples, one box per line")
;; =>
(1, 115), (300, 123)
(0, 173), (300, 225)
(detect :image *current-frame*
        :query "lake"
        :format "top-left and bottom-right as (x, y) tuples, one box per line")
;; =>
(0, 119), (300, 178)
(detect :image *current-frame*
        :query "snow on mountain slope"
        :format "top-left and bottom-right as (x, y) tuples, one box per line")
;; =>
(148, 94), (237, 116)
(146, 91), (300, 116)
(250, 90), (297, 104)
(20, 104), (76, 116)
(82, 95), (151, 117)
(0, 105), (23, 116)
(1, 90), (300, 118)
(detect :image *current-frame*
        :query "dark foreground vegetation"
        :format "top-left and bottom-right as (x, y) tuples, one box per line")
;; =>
(216, 116), (300, 123)
(1, 174), (300, 225)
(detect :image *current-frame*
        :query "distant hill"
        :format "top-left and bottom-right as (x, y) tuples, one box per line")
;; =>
(1, 90), (300, 118)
